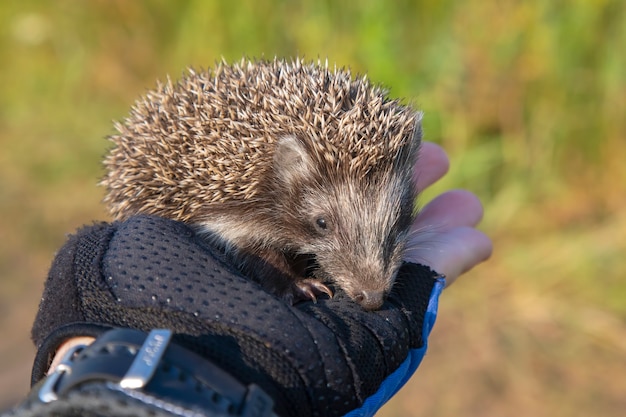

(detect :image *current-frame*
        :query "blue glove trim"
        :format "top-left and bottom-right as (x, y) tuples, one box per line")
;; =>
(343, 276), (445, 417)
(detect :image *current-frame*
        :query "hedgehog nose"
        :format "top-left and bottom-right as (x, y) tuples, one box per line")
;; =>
(355, 290), (385, 311)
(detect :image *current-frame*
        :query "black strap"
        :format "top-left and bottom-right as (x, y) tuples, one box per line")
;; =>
(31, 322), (112, 386)
(33, 328), (276, 417)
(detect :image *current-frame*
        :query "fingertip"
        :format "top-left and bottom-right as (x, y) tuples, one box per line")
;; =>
(447, 189), (485, 226)
(475, 229), (493, 263)
(450, 227), (493, 285)
(413, 142), (450, 190)
(420, 142), (449, 168)
(414, 189), (485, 230)
(406, 227), (493, 287)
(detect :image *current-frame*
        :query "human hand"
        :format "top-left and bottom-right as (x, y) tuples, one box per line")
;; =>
(26, 142), (491, 417)
(406, 142), (492, 285)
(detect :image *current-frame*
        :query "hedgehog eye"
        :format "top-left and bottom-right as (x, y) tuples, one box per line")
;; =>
(314, 217), (329, 233)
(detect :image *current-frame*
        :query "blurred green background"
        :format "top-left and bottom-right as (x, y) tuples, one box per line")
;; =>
(1, 1), (624, 415)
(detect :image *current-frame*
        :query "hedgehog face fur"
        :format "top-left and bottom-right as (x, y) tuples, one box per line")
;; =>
(102, 58), (422, 310)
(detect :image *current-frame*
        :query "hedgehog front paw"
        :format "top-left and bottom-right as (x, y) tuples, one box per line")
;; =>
(284, 278), (333, 304)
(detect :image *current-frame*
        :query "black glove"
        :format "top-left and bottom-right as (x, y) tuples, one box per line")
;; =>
(24, 215), (443, 417)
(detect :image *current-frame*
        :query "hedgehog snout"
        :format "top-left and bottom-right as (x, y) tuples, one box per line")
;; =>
(353, 289), (386, 311)
(337, 270), (392, 311)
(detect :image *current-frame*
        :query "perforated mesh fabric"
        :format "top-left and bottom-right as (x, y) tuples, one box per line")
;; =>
(31, 215), (438, 417)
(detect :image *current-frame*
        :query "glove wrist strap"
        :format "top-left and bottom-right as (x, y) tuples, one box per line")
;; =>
(32, 328), (276, 417)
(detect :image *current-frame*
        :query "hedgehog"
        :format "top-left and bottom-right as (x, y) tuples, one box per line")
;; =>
(101, 58), (422, 310)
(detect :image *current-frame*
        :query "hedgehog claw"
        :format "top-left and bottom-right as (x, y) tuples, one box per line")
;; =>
(288, 279), (333, 304)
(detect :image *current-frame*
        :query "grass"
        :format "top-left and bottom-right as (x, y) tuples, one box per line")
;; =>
(1, 0), (625, 415)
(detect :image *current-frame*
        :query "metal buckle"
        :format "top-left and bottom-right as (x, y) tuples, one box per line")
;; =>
(120, 329), (172, 389)
(38, 329), (173, 403)
(38, 343), (87, 403)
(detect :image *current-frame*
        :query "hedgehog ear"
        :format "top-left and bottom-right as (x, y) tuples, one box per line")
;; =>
(273, 136), (314, 187)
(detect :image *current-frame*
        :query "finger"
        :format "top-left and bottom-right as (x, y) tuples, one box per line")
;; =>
(413, 189), (484, 232)
(48, 337), (96, 373)
(433, 227), (493, 286)
(413, 142), (449, 191)
(403, 227), (493, 286)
